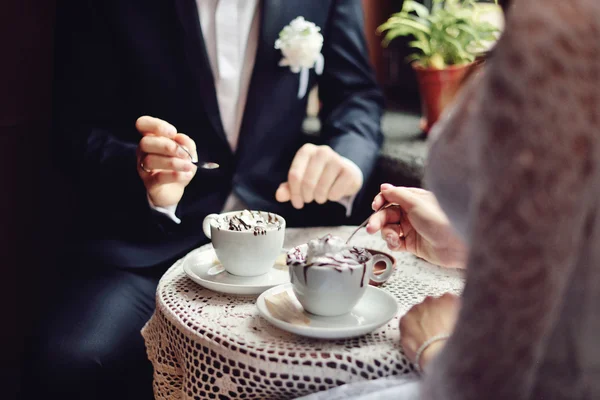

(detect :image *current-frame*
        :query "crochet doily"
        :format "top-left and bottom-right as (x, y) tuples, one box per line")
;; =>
(142, 227), (465, 400)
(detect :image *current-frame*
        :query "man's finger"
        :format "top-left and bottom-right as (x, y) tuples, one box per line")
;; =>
(288, 144), (314, 209)
(328, 169), (356, 202)
(139, 136), (190, 159)
(141, 154), (194, 172)
(275, 182), (291, 203)
(301, 148), (330, 204)
(173, 133), (198, 162)
(314, 161), (342, 204)
(145, 170), (193, 186)
(136, 116), (177, 139)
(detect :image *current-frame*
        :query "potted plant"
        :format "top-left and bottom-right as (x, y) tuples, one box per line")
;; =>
(378, 0), (503, 132)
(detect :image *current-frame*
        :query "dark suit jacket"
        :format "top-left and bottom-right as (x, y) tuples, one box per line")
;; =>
(52, 0), (384, 268)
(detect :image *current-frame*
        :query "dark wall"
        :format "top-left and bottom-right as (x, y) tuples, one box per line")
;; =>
(363, 0), (424, 111)
(1, 1), (71, 397)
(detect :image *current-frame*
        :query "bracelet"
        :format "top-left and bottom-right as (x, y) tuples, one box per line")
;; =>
(414, 333), (451, 373)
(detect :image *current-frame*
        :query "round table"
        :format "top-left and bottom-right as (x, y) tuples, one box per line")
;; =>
(142, 226), (465, 400)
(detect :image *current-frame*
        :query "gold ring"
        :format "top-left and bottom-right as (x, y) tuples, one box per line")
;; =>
(140, 161), (152, 174)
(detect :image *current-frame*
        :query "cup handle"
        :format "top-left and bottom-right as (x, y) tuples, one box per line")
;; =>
(369, 254), (394, 284)
(202, 214), (218, 239)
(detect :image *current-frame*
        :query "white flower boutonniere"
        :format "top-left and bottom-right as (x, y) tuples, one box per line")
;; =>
(275, 17), (325, 99)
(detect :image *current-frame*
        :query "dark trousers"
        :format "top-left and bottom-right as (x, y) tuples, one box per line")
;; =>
(18, 254), (174, 400)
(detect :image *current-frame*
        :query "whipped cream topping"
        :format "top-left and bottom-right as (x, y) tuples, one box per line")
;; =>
(215, 210), (282, 235)
(288, 234), (371, 268)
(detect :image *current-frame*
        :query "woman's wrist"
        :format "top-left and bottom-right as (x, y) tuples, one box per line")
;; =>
(419, 340), (446, 371)
(415, 334), (450, 372)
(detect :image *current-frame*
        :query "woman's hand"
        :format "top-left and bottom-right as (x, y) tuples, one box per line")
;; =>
(136, 116), (198, 207)
(400, 293), (461, 371)
(366, 184), (468, 269)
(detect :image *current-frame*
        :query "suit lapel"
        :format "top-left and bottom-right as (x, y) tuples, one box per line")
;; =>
(174, 0), (229, 149)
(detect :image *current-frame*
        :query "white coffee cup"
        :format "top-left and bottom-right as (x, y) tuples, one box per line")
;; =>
(287, 244), (394, 316)
(202, 211), (286, 277)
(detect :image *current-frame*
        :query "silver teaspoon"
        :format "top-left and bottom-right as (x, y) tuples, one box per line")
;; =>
(346, 202), (401, 244)
(178, 145), (220, 170)
(194, 161), (220, 169)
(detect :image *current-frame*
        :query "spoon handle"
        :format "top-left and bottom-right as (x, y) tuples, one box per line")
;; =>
(346, 203), (400, 245)
(178, 144), (220, 170)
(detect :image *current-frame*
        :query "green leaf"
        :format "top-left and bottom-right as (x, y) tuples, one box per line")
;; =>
(389, 17), (432, 35)
(456, 23), (480, 39)
(408, 39), (432, 55)
(379, 0), (503, 66)
(381, 27), (414, 46)
(402, 1), (430, 18)
(444, 36), (469, 58)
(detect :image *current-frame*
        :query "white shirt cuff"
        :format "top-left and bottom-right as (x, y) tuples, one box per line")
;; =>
(147, 194), (181, 224)
(338, 157), (364, 217)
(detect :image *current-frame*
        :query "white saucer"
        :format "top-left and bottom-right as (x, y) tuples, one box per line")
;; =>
(183, 248), (290, 295)
(257, 283), (399, 339)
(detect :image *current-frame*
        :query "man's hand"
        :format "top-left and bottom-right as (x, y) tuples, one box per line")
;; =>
(275, 144), (363, 209)
(136, 116), (198, 208)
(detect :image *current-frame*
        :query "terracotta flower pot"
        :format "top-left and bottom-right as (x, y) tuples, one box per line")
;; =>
(413, 61), (482, 133)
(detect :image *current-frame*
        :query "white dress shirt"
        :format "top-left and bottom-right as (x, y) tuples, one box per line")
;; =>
(150, 0), (360, 223)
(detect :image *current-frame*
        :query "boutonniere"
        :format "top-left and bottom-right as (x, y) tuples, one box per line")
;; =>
(275, 17), (324, 99)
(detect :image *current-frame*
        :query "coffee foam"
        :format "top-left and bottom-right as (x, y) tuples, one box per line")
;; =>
(215, 210), (282, 235)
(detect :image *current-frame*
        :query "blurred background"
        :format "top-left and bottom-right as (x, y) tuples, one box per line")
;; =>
(0, 1), (501, 397)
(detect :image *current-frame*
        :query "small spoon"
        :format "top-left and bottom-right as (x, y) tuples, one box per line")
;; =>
(179, 145), (220, 170)
(346, 203), (401, 244)
(194, 161), (220, 169)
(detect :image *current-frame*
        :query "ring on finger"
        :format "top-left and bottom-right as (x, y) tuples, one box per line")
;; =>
(140, 161), (152, 173)
(139, 154), (152, 173)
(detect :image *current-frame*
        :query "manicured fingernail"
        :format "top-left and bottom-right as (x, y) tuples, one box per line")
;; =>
(371, 201), (377, 210)
(386, 234), (399, 248)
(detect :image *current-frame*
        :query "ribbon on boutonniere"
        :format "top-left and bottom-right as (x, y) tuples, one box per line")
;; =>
(275, 17), (324, 99)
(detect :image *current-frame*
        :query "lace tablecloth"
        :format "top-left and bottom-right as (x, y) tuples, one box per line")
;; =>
(142, 227), (465, 400)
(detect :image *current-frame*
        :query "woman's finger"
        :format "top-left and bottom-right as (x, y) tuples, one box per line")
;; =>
(381, 224), (406, 251)
(372, 192), (386, 211)
(366, 206), (402, 234)
(380, 186), (420, 212)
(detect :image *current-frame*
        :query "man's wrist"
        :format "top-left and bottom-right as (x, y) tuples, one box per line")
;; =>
(147, 194), (181, 224)
(340, 156), (364, 193)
